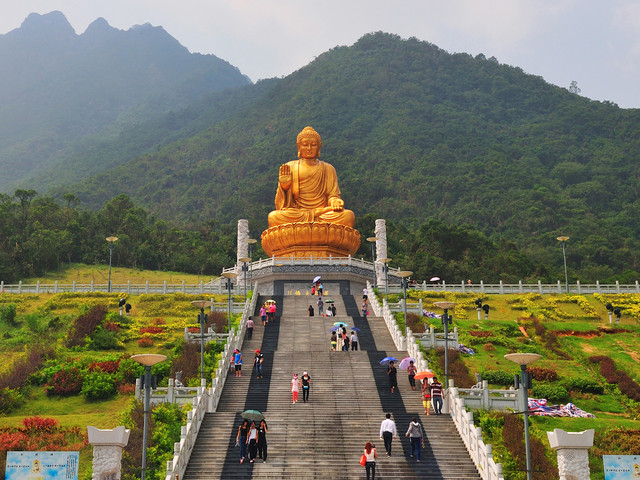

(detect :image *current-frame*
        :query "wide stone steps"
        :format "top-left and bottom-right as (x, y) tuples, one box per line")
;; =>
(180, 293), (481, 480)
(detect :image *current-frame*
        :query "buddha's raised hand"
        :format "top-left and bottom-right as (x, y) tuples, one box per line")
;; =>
(278, 164), (292, 190)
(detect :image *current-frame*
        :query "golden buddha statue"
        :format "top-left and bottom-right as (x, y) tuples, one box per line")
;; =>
(261, 126), (360, 257)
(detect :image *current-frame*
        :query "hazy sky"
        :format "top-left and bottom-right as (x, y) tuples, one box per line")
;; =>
(2, 0), (640, 108)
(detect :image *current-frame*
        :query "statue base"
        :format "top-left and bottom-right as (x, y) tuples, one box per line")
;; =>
(261, 222), (360, 258)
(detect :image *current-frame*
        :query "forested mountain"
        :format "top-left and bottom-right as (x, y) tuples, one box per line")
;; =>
(0, 11), (251, 192)
(57, 32), (640, 281)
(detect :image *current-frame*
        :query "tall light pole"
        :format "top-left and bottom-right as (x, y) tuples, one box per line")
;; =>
(130, 353), (167, 480)
(505, 353), (542, 480)
(398, 271), (413, 336)
(238, 257), (251, 299)
(557, 236), (570, 294)
(434, 301), (455, 387)
(221, 272), (238, 332)
(106, 236), (118, 293)
(379, 258), (392, 301)
(367, 237), (378, 288)
(191, 300), (212, 382)
(246, 238), (257, 291)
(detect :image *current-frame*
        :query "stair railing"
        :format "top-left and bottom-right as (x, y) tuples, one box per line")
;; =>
(164, 286), (259, 480)
(447, 381), (505, 480)
(367, 281), (405, 350)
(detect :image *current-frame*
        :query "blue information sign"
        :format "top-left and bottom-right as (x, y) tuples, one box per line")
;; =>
(5, 451), (79, 480)
(603, 455), (640, 480)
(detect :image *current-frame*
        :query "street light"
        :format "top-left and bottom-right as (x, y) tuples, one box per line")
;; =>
(366, 237), (378, 288)
(378, 258), (392, 301)
(397, 271), (413, 336)
(246, 238), (257, 291)
(106, 236), (118, 293)
(557, 236), (570, 294)
(191, 300), (213, 382)
(505, 353), (542, 480)
(238, 257), (251, 299)
(130, 353), (167, 480)
(434, 301), (455, 387)
(221, 272), (238, 332)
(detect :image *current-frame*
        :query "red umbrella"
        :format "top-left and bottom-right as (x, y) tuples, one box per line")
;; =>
(414, 371), (435, 380)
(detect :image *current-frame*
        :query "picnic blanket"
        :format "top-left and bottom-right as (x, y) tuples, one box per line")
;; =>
(458, 343), (475, 355)
(423, 310), (439, 318)
(528, 398), (595, 418)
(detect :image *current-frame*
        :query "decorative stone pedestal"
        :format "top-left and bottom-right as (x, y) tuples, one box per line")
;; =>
(547, 428), (594, 480)
(261, 222), (360, 257)
(87, 426), (131, 480)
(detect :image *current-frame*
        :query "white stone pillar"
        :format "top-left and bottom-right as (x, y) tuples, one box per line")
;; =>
(88, 426), (131, 480)
(547, 429), (594, 480)
(374, 219), (388, 287)
(237, 219), (249, 279)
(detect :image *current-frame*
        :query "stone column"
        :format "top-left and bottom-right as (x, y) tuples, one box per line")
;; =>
(374, 219), (388, 288)
(236, 219), (249, 278)
(547, 429), (594, 480)
(87, 426), (131, 480)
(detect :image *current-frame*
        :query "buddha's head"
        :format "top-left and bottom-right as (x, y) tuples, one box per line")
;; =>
(297, 126), (322, 159)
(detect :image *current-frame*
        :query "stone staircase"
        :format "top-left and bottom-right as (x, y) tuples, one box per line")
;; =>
(181, 293), (481, 480)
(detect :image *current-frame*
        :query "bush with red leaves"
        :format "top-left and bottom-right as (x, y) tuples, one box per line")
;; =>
(137, 338), (154, 347)
(44, 367), (83, 396)
(526, 366), (558, 382)
(589, 355), (640, 402)
(139, 326), (165, 335)
(66, 305), (107, 347)
(89, 360), (120, 374)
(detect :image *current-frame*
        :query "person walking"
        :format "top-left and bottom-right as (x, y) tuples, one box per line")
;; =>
(422, 379), (432, 415)
(330, 331), (337, 351)
(317, 296), (324, 316)
(268, 302), (276, 322)
(387, 360), (398, 393)
(363, 286), (368, 300)
(246, 421), (258, 463)
(301, 371), (311, 402)
(257, 419), (268, 462)
(405, 417), (423, 462)
(236, 419), (249, 463)
(331, 304), (337, 316)
(350, 330), (358, 350)
(246, 316), (254, 340)
(254, 349), (264, 379)
(260, 304), (267, 326)
(361, 300), (368, 319)
(318, 283), (324, 295)
(308, 304), (314, 316)
(291, 373), (300, 403)
(430, 376), (444, 414)
(234, 349), (243, 377)
(379, 413), (398, 456)
(407, 360), (417, 390)
(363, 441), (377, 480)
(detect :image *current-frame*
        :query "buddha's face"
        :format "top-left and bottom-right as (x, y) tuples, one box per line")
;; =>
(298, 137), (320, 159)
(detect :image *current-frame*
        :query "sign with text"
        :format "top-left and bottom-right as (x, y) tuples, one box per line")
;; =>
(603, 455), (640, 480)
(5, 451), (79, 480)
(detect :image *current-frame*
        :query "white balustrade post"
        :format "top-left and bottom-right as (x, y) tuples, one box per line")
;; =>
(547, 429), (594, 480)
(87, 426), (130, 480)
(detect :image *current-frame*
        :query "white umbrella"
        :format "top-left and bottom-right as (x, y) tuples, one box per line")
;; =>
(430, 276), (440, 282)
(313, 275), (321, 283)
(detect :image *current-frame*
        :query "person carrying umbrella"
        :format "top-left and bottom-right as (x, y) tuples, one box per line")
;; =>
(236, 419), (250, 463)
(421, 379), (431, 415)
(246, 420), (258, 462)
(407, 360), (417, 390)
(387, 360), (398, 394)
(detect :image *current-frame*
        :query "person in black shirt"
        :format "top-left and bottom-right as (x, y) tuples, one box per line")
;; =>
(387, 361), (398, 393)
(301, 371), (311, 402)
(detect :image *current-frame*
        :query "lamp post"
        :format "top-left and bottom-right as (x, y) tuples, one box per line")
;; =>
(221, 272), (238, 332)
(398, 271), (413, 336)
(238, 257), (251, 299)
(379, 258), (392, 301)
(505, 353), (542, 480)
(557, 236), (570, 294)
(246, 238), (257, 291)
(130, 353), (167, 480)
(367, 237), (378, 288)
(191, 300), (212, 382)
(434, 301), (455, 387)
(106, 236), (118, 293)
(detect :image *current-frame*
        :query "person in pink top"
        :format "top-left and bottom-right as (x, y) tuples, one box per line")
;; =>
(260, 305), (267, 326)
(291, 373), (299, 403)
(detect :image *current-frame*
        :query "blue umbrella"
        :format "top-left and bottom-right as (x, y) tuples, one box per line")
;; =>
(349, 327), (361, 332)
(379, 356), (397, 365)
(330, 326), (341, 332)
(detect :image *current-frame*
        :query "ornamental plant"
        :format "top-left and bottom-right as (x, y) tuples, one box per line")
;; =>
(44, 367), (83, 396)
(81, 371), (116, 400)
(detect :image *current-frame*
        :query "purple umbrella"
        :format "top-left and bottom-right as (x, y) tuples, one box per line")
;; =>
(398, 357), (416, 370)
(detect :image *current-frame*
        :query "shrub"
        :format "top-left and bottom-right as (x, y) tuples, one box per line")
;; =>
(482, 343), (495, 352)
(0, 347), (51, 390)
(0, 388), (23, 414)
(81, 372), (116, 400)
(89, 360), (120, 374)
(90, 328), (121, 350)
(137, 338), (154, 348)
(44, 367), (83, 396)
(531, 383), (570, 403)
(115, 358), (145, 385)
(140, 326), (165, 335)
(436, 348), (475, 388)
(589, 355), (640, 401)
(481, 370), (514, 386)
(66, 305), (108, 348)
(563, 377), (604, 394)
(501, 413), (557, 478)
(0, 303), (18, 326)
(526, 366), (558, 382)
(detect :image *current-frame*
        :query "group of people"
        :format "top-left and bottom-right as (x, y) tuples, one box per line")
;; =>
(235, 419), (268, 463)
(230, 348), (265, 379)
(290, 371), (311, 403)
(331, 326), (358, 351)
(386, 360), (444, 416)
(310, 282), (324, 296)
(259, 302), (277, 326)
